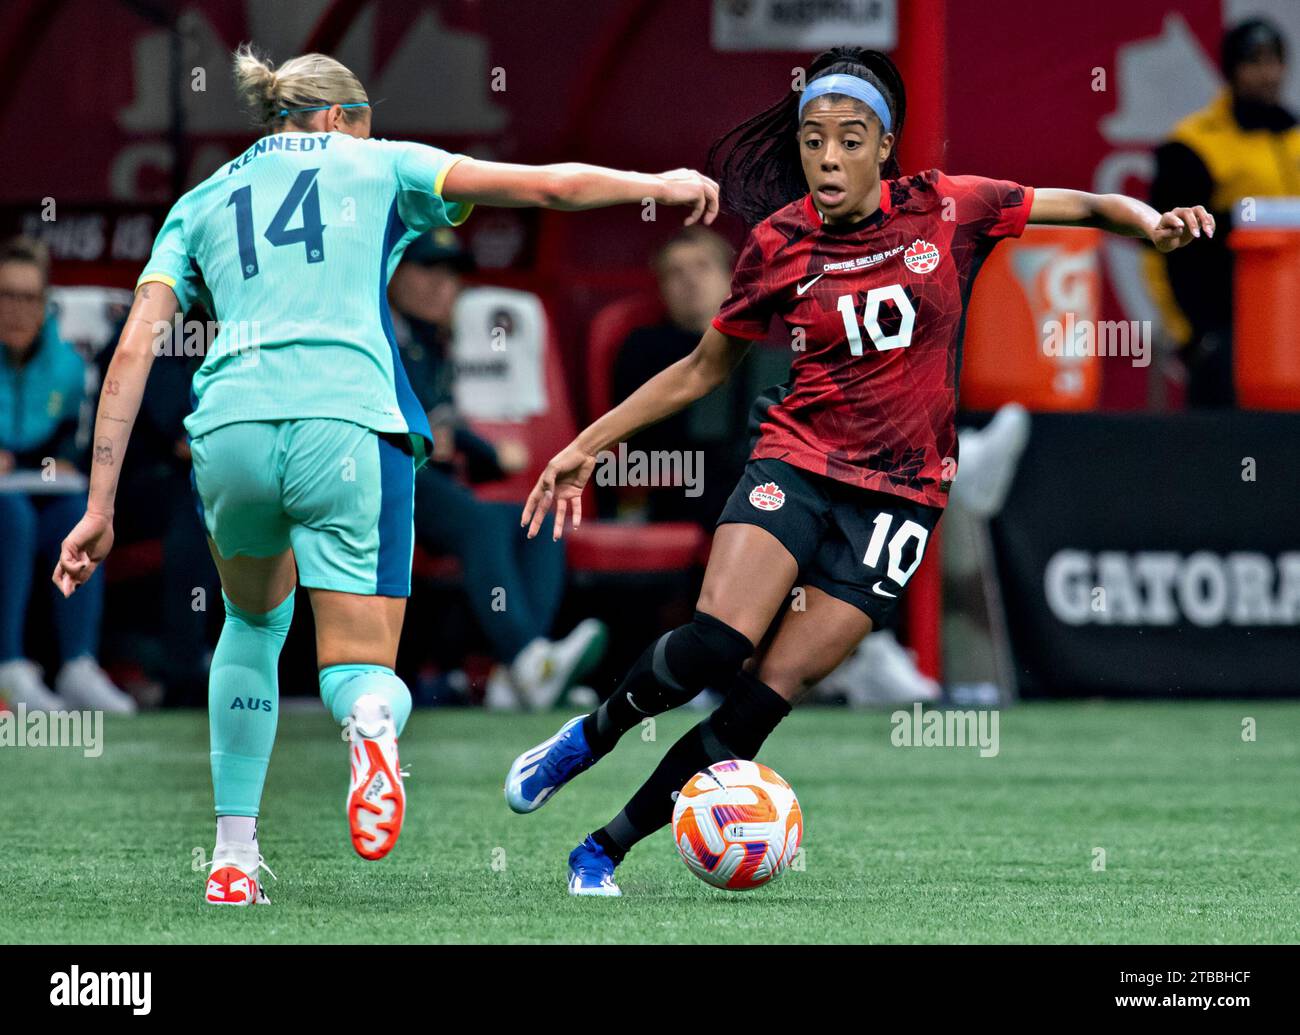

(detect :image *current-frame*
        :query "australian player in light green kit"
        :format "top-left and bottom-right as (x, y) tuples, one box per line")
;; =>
(51, 44), (719, 906)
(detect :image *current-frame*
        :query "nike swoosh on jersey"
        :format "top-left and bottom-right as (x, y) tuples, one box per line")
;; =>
(872, 582), (898, 598)
(796, 273), (825, 294)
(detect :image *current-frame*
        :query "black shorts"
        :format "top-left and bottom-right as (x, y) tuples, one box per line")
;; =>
(716, 458), (943, 626)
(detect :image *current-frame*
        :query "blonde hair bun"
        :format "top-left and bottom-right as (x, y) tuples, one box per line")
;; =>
(232, 43), (367, 129)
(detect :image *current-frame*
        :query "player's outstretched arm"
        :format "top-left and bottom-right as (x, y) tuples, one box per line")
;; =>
(522, 325), (750, 540)
(442, 159), (719, 225)
(1029, 187), (1214, 253)
(51, 283), (174, 598)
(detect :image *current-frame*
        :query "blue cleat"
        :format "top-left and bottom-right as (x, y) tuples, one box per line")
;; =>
(567, 836), (621, 897)
(505, 716), (596, 814)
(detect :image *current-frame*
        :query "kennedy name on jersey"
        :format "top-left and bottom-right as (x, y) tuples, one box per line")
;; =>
(227, 132), (333, 174)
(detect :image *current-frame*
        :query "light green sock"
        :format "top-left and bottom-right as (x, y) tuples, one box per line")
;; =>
(209, 591), (294, 818)
(319, 664), (412, 737)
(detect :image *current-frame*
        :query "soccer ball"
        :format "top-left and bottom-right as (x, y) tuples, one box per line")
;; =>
(671, 760), (802, 890)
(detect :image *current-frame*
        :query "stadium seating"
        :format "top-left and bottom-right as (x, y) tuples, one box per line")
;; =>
(450, 287), (708, 575)
(571, 292), (709, 571)
(47, 285), (133, 359)
(583, 291), (665, 423)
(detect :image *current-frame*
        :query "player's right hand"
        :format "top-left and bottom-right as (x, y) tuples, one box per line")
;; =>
(654, 169), (720, 226)
(522, 444), (598, 542)
(52, 510), (114, 598)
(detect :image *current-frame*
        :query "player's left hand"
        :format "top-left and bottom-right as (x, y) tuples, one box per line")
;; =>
(52, 510), (114, 598)
(1149, 206), (1214, 252)
(522, 444), (597, 541)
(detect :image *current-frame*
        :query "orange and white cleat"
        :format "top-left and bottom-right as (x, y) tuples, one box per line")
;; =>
(346, 694), (407, 861)
(205, 843), (274, 906)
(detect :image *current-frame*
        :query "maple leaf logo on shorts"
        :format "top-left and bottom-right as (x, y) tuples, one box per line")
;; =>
(748, 482), (785, 511)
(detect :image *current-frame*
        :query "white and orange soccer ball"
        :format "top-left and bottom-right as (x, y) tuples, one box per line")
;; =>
(671, 760), (802, 891)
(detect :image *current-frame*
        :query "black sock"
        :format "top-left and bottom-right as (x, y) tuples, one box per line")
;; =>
(589, 827), (626, 865)
(582, 612), (752, 758)
(706, 669), (792, 760)
(593, 671), (791, 859)
(581, 641), (661, 757)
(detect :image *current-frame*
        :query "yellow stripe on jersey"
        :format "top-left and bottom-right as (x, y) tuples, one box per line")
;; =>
(433, 156), (473, 226)
(136, 272), (177, 292)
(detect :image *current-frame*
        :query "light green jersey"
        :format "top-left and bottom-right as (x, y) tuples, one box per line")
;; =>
(138, 132), (472, 463)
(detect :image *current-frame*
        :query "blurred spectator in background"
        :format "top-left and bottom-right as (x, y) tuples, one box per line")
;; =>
(611, 227), (752, 526)
(96, 306), (220, 707)
(1150, 17), (1300, 407)
(0, 236), (134, 713)
(388, 229), (606, 710)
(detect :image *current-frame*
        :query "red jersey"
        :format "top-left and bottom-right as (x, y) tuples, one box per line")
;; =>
(712, 169), (1034, 508)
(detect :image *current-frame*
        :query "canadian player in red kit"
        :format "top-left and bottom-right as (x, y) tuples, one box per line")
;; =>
(504, 47), (1213, 896)
(716, 171), (1032, 506)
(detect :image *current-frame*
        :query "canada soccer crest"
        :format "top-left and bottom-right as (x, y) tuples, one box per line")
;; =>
(748, 482), (785, 511)
(904, 238), (941, 274)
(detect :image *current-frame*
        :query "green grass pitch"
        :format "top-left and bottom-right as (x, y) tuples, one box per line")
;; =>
(2, 702), (1297, 944)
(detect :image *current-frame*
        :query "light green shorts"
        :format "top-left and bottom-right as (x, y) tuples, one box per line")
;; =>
(190, 419), (415, 597)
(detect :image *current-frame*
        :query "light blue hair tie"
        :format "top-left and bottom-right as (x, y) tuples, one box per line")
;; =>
(278, 101), (370, 117)
(798, 74), (892, 133)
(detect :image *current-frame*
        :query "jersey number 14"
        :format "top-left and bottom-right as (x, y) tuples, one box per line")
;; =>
(226, 168), (325, 279)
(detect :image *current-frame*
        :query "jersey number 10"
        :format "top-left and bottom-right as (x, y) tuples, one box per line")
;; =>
(836, 286), (916, 354)
(227, 168), (326, 279)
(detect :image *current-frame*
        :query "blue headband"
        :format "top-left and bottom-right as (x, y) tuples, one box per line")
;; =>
(798, 74), (892, 133)
(278, 102), (370, 117)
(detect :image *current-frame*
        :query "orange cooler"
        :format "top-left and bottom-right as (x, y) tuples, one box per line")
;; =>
(960, 227), (1103, 411)
(1231, 222), (1300, 410)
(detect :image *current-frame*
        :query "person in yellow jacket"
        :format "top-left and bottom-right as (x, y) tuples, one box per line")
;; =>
(1149, 18), (1300, 407)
